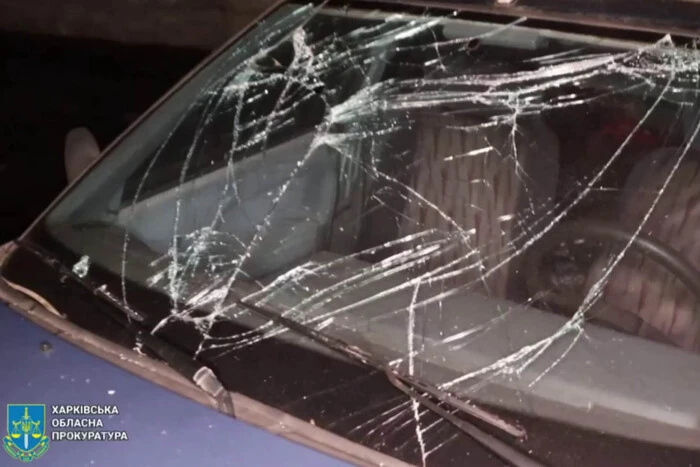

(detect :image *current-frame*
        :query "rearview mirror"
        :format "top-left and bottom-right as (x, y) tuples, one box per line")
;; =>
(64, 127), (100, 183)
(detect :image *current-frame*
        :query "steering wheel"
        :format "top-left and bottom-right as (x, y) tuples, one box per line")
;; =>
(524, 219), (700, 338)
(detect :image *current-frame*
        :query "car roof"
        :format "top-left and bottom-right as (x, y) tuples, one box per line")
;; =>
(355, 0), (700, 38)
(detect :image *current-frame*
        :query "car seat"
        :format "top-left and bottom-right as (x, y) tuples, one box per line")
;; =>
(399, 113), (559, 298)
(585, 147), (700, 352)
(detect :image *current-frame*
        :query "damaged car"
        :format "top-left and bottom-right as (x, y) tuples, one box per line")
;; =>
(2, 0), (700, 465)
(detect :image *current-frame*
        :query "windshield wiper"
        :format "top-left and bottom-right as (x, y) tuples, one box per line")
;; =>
(11, 241), (235, 415)
(386, 372), (543, 467)
(10, 241), (543, 465)
(235, 297), (546, 467)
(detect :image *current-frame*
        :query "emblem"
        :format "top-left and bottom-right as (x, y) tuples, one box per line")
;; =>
(4, 405), (50, 462)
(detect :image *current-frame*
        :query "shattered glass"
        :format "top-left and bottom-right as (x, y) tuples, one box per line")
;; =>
(43, 2), (700, 463)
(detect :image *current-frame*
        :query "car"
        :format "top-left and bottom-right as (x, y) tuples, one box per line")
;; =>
(0, 295), (355, 466)
(2, 0), (700, 465)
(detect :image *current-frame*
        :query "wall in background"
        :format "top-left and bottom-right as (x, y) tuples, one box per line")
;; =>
(0, 31), (207, 241)
(0, 0), (277, 49)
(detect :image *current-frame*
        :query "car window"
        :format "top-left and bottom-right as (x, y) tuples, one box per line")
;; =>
(40, 1), (700, 459)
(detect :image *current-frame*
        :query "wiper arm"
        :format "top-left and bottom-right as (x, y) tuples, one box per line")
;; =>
(19, 241), (233, 413)
(236, 298), (545, 467)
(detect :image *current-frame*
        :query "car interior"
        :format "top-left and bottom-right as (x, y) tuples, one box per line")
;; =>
(45, 9), (700, 451)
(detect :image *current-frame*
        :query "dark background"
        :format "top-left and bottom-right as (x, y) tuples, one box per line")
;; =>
(0, 31), (207, 242)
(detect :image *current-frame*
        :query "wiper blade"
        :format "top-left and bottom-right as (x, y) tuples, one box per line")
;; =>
(236, 298), (545, 467)
(392, 371), (526, 439)
(386, 372), (543, 467)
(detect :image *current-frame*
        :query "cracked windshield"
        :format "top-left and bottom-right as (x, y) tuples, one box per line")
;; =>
(43, 1), (700, 460)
